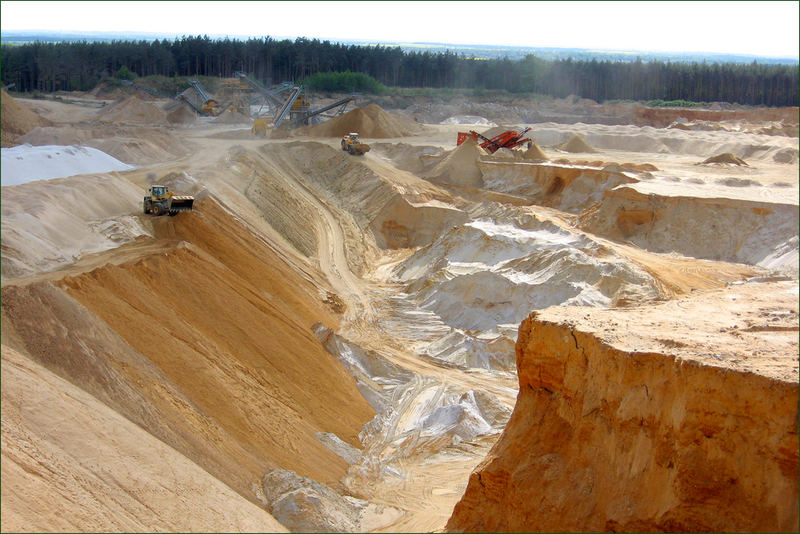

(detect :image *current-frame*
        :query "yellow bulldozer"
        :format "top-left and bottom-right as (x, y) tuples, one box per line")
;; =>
(143, 185), (194, 216)
(341, 132), (370, 156)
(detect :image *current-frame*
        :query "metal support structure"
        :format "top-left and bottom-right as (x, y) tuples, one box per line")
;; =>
(273, 87), (301, 127)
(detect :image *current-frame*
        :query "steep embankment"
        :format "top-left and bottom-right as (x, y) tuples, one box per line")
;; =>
(1, 345), (287, 533)
(1, 198), (374, 509)
(479, 160), (640, 213)
(447, 280), (799, 532)
(252, 142), (468, 253)
(579, 183), (799, 271)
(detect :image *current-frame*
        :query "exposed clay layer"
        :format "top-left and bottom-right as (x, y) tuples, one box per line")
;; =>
(448, 281), (799, 533)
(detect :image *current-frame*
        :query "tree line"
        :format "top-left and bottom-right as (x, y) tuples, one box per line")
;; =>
(1, 35), (797, 106)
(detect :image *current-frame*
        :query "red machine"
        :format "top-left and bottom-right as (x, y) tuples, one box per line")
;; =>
(457, 127), (533, 154)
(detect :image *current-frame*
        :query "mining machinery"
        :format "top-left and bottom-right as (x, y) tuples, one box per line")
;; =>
(457, 127), (533, 154)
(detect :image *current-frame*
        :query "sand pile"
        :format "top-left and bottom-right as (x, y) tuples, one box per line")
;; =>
(556, 134), (599, 153)
(424, 136), (485, 187)
(369, 143), (444, 175)
(298, 103), (426, 138)
(166, 104), (197, 125)
(523, 142), (549, 160)
(96, 94), (165, 125)
(1, 89), (51, 146)
(701, 152), (749, 165)
(211, 109), (251, 124)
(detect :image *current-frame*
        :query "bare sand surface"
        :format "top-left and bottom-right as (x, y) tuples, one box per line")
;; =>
(1, 91), (797, 532)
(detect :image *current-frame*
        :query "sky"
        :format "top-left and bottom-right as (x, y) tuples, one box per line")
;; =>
(1, 1), (798, 59)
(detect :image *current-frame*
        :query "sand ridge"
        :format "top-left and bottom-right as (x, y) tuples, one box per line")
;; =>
(96, 94), (166, 125)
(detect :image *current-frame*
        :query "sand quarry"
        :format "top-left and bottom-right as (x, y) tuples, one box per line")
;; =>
(1, 88), (798, 532)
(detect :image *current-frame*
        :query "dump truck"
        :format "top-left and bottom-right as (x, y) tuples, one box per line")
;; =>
(252, 118), (268, 137)
(341, 132), (370, 156)
(143, 185), (194, 216)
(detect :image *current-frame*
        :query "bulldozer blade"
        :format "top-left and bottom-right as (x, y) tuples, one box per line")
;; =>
(169, 197), (194, 212)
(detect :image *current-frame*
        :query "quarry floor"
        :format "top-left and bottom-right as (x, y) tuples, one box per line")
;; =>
(1, 92), (798, 532)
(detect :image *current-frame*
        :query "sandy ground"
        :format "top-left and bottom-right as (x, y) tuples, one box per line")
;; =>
(1, 92), (798, 532)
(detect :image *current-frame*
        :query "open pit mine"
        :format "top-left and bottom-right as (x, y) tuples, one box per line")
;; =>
(1, 86), (798, 532)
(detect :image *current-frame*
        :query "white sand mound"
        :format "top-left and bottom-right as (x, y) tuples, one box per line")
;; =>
(1, 144), (133, 186)
(422, 330), (516, 371)
(298, 103), (427, 138)
(262, 469), (402, 533)
(262, 469), (359, 532)
(96, 94), (165, 124)
(1, 89), (51, 146)
(315, 324), (510, 455)
(556, 134), (598, 153)
(424, 136), (485, 187)
(393, 216), (660, 331)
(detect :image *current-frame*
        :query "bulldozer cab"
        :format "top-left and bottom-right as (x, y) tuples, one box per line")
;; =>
(151, 186), (168, 198)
